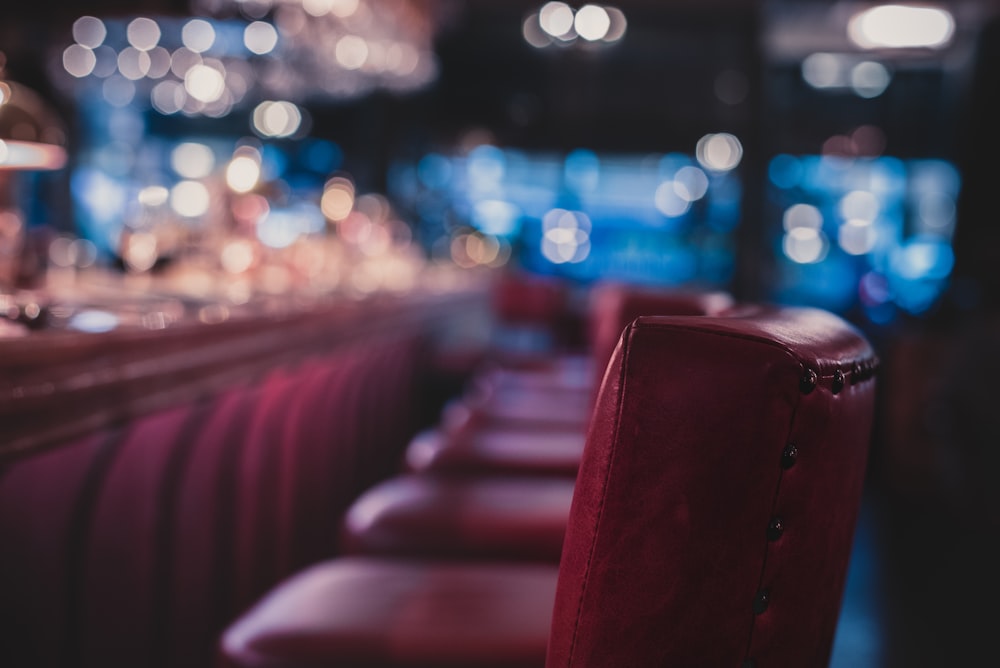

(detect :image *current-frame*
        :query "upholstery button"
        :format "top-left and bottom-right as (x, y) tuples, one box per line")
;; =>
(753, 589), (770, 614)
(767, 517), (785, 541)
(832, 369), (845, 394)
(781, 443), (798, 469)
(799, 368), (818, 394)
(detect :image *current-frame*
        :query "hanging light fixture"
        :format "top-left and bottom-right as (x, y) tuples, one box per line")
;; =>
(0, 54), (68, 294)
(191, 0), (440, 102)
(0, 68), (68, 170)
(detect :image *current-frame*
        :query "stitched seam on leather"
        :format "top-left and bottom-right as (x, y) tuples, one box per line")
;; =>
(565, 323), (633, 668)
(743, 358), (803, 662)
(636, 321), (872, 377)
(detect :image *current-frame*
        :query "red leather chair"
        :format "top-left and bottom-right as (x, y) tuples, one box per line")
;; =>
(219, 305), (878, 667)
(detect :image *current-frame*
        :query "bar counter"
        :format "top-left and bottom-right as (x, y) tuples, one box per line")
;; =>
(0, 268), (490, 462)
(0, 266), (494, 668)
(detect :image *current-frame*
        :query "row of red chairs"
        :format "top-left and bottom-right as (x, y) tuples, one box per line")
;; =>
(219, 282), (880, 667)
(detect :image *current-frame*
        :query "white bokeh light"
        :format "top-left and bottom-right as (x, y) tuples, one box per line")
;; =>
(244, 21), (279, 55)
(182, 19), (216, 53)
(849, 5), (955, 50)
(783, 203), (824, 232)
(170, 180), (211, 218)
(171, 143), (216, 179)
(226, 154), (262, 193)
(252, 101), (303, 138)
(783, 227), (829, 264)
(539, 2), (575, 38)
(575, 5), (611, 41)
(127, 17), (161, 51)
(184, 64), (226, 103)
(73, 16), (107, 49)
(63, 45), (97, 78)
(696, 133), (743, 172)
(839, 219), (878, 255)
(336, 35), (369, 70)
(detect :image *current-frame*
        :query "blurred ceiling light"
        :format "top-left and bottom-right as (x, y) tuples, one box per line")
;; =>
(63, 44), (98, 78)
(118, 47), (152, 80)
(244, 21), (279, 55)
(575, 5), (611, 41)
(848, 4), (955, 50)
(523, 13), (552, 48)
(529, 4), (625, 48)
(59, 4), (437, 114)
(73, 16), (107, 49)
(184, 63), (226, 103)
(602, 7), (627, 42)
(540, 2), (576, 38)
(335, 35), (369, 70)
(150, 80), (186, 114)
(182, 19), (217, 53)
(696, 133), (743, 172)
(252, 100), (302, 138)
(127, 17), (162, 51)
(204, 0), (437, 98)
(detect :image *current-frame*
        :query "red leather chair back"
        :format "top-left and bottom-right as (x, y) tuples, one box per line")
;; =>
(547, 307), (878, 667)
(587, 282), (734, 396)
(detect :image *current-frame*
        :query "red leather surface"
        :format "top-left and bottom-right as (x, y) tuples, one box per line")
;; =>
(0, 334), (429, 668)
(220, 558), (558, 668)
(547, 307), (877, 667)
(587, 283), (735, 396)
(404, 428), (585, 477)
(0, 429), (111, 668)
(341, 475), (574, 562)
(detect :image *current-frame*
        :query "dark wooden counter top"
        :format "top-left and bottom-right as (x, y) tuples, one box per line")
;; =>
(0, 284), (488, 462)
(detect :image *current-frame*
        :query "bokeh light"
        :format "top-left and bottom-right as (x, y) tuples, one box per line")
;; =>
(170, 180), (211, 218)
(171, 142), (216, 179)
(73, 16), (107, 49)
(696, 133), (743, 172)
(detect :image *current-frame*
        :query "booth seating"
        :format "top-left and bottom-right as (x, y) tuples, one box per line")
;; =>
(0, 331), (428, 668)
(219, 305), (879, 667)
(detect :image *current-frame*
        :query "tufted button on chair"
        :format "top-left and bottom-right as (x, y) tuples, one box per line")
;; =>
(219, 306), (878, 668)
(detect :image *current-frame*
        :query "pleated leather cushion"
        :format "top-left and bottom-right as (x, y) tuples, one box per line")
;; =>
(220, 558), (558, 668)
(404, 428), (585, 478)
(341, 475), (573, 562)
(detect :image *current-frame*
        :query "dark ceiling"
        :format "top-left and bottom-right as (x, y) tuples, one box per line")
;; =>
(2, 0), (996, 160)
